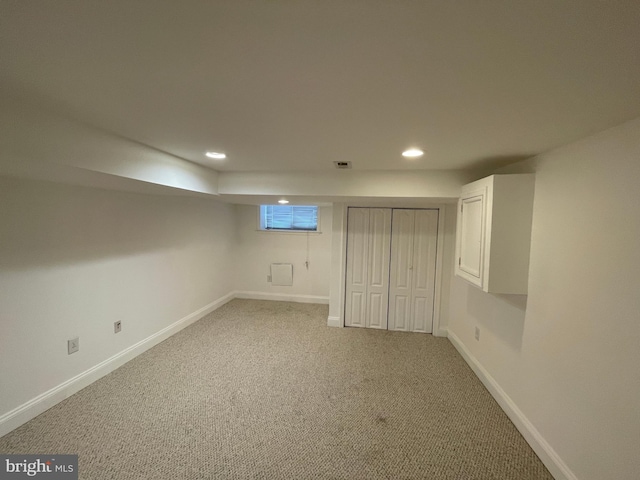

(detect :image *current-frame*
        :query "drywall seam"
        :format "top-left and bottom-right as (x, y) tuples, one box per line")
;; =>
(447, 331), (577, 480)
(0, 291), (236, 438)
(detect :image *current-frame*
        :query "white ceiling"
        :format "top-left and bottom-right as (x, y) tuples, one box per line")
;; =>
(2, 0), (640, 173)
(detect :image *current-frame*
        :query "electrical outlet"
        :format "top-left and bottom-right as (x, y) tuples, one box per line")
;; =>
(475, 327), (480, 341)
(68, 337), (79, 355)
(114, 321), (122, 333)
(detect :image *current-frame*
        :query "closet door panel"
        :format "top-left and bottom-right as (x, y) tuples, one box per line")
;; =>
(365, 208), (392, 329)
(412, 297), (429, 332)
(347, 292), (366, 328)
(411, 210), (439, 333)
(367, 293), (385, 329)
(345, 208), (369, 327)
(388, 209), (415, 331)
(346, 207), (438, 334)
(392, 295), (410, 331)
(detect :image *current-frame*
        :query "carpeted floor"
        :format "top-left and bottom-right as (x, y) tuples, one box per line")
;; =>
(0, 299), (553, 479)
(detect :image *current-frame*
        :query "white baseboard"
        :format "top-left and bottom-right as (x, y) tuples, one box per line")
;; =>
(327, 316), (342, 327)
(434, 327), (448, 338)
(234, 291), (329, 304)
(447, 331), (577, 480)
(0, 291), (235, 438)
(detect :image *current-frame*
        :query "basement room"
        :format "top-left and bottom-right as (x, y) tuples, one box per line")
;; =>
(1, 1), (639, 479)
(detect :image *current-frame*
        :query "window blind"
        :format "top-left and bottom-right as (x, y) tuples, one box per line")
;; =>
(261, 205), (318, 231)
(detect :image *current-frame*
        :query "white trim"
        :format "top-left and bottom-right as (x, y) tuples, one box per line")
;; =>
(327, 316), (342, 327)
(434, 327), (448, 338)
(431, 204), (446, 335)
(331, 203), (348, 327)
(0, 292), (236, 438)
(253, 230), (323, 235)
(447, 331), (577, 480)
(234, 291), (329, 304)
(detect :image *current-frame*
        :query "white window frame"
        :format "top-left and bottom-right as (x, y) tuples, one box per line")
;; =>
(257, 205), (322, 233)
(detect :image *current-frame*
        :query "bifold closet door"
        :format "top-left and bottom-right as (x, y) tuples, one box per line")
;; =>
(344, 208), (392, 329)
(388, 209), (438, 333)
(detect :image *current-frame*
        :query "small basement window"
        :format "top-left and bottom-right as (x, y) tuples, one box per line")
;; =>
(259, 205), (318, 232)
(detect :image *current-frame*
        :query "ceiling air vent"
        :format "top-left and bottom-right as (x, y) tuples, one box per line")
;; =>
(334, 161), (352, 169)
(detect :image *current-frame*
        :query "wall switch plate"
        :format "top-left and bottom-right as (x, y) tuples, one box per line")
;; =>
(114, 321), (122, 333)
(68, 337), (79, 355)
(475, 327), (480, 341)
(267, 275), (272, 282)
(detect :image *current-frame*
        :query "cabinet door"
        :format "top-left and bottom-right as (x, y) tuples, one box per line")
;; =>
(458, 192), (485, 286)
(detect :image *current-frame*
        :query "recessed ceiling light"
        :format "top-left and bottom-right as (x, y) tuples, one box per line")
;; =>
(402, 148), (424, 158)
(205, 151), (226, 159)
(278, 199), (289, 204)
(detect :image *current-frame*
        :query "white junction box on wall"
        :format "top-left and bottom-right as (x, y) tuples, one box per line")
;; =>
(270, 263), (293, 286)
(455, 174), (535, 295)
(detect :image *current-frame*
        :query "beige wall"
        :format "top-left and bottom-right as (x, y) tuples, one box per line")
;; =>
(448, 116), (640, 480)
(233, 204), (332, 302)
(0, 177), (237, 426)
(0, 101), (220, 195)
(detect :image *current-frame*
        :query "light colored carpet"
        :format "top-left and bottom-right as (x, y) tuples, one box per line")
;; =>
(0, 299), (553, 479)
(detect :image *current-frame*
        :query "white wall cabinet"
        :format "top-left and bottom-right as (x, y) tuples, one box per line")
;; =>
(455, 174), (535, 294)
(345, 208), (438, 333)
